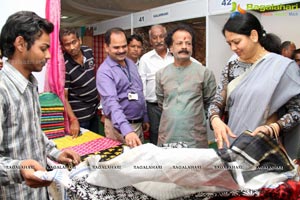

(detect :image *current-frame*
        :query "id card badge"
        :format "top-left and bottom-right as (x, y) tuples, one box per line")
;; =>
(128, 92), (138, 100)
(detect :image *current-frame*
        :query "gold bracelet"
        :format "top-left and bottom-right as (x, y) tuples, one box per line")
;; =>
(264, 125), (273, 137)
(269, 123), (280, 141)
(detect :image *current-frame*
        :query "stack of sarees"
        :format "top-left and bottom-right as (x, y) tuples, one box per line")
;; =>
(39, 92), (65, 139)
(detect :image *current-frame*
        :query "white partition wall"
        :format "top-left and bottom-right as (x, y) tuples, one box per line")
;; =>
(132, 0), (207, 28)
(93, 15), (132, 35)
(92, 0), (207, 35)
(0, 0), (46, 30)
(206, 14), (232, 83)
(261, 10), (300, 46)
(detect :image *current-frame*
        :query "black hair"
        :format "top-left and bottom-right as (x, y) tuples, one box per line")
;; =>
(165, 23), (195, 49)
(104, 27), (126, 45)
(0, 11), (54, 59)
(292, 48), (300, 60)
(127, 34), (143, 46)
(222, 12), (280, 54)
(266, 33), (281, 54)
(280, 41), (294, 52)
(59, 28), (80, 44)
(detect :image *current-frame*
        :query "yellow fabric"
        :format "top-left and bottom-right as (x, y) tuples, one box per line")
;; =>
(41, 107), (64, 111)
(43, 128), (65, 133)
(53, 131), (103, 149)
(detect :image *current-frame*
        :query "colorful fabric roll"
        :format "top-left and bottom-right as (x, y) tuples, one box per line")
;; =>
(39, 92), (66, 139)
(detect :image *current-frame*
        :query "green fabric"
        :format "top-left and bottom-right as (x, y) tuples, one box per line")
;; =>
(39, 92), (64, 107)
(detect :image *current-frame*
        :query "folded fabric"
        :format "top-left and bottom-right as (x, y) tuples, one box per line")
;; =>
(41, 122), (65, 128)
(53, 131), (103, 149)
(41, 107), (64, 111)
(39, 92), (64, 107)
(43, 140), (300, 200)
(62, 138), (121, 156)
(41, 112), (64, 116)
(86, 143), (239, 199)
(44, 132), (65, 139)
(41, 115), (64, 119)
(41, 117), (64, 122)
(85, 131), (297, 200)
(43, 128), (65, 133)
(41, 107), (64, 114)
(41, 120), (64, 124)
(218, 130), (295, 189)
(81, 144), (124, 161)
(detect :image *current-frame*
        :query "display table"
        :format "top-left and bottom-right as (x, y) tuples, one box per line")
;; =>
(45, 131), (300, 200)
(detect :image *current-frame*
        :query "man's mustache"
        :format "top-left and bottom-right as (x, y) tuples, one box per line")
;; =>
(178, 50), (189, 54)
(154, 42), (164, 47)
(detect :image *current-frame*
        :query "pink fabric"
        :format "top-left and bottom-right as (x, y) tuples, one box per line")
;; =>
(62, 138), (121, 156)
(45, 0), (70, 132)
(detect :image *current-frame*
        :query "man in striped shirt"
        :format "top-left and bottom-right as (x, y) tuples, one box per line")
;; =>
(60, 28), (100, 137)
(0, 11), (80, 199)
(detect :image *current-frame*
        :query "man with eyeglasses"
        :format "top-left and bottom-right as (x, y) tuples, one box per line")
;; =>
(59, 28), (100, 137)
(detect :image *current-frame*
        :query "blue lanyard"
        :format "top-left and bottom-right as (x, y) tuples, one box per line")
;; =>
(119, 64), (131, 83)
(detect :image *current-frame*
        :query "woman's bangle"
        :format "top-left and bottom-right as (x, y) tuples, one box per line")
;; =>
(269, 123), (280, 141)
(69, 117), (78, 122)
(210, 115), (220, 123)
(264, 125), (273, 137)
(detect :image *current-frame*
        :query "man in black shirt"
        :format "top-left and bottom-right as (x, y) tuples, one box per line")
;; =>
(60, 28), (100, 137)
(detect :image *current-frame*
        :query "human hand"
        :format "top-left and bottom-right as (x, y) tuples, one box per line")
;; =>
(57, 150), (81, 166)
(142, 122), (150, 132)
(20, 159), (52, 188)
(70, 120), (80, 138)
(211, 116), (236, 149)
(125, 132), (142, 148)
(251, 125), (270, 136)
(252, 123), (280, 139)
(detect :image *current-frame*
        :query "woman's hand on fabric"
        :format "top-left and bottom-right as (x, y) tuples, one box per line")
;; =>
(251, 125), (270, 136)
(125, 132), (142, 148)
(211, 117), (236, 149)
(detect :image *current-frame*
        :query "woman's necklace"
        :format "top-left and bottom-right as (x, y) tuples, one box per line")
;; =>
(240, 47), (268, 64)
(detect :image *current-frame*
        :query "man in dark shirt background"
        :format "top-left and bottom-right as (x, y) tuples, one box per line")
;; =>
(60, 28), (100, 137)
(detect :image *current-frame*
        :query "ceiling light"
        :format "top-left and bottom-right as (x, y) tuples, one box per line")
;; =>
(61, 15), (69, 19)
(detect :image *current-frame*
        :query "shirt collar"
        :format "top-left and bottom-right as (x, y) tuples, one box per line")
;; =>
(64, 46), (85, 66)
(106, 55), (132, 68)
(2, 60), (38, 94)
(153, 48), (172, 58)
